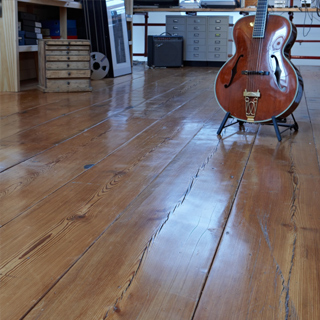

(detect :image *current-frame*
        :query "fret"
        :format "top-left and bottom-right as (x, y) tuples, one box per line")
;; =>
(253, 0), (268, 38)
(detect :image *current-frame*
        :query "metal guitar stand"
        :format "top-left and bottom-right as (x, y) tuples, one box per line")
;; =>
(269, 114), (299, 141)
(217, 112), (299, 142)
(217, 112), (244, 135)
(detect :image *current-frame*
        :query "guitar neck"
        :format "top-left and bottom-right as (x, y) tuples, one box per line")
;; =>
(252, 0), (268, 38)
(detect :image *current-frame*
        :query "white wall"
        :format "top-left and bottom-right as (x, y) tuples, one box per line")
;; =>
(132, 4), (320, 65)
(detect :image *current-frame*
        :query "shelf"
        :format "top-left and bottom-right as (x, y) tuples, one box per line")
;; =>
(19, 45), (39, 52)
(133, 7), (319, 12)
(18, 0), (82, 9)
(0, 0), (83, 92)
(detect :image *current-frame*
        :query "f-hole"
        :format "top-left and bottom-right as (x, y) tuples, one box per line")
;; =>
(224, 55), (244, 88)
(271, 55), (285, 91)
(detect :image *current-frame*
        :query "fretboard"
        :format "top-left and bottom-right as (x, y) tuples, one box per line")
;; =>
(252, 0), (268, 38)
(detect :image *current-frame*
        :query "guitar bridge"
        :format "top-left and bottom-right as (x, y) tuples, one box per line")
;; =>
(243, 89), (260, 122)
(242, 70), (270, 76)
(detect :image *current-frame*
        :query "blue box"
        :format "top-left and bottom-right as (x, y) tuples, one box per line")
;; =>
(18, 31), (25, 45)
(67, 28), (77, 36)
(41, 19), (76, 28)
(41, 20), (59, 29)
(50, 27), (60, 36)
(67, 20), (76, 28)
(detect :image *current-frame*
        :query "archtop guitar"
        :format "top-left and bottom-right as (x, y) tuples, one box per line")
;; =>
(214, 0), (304, 123)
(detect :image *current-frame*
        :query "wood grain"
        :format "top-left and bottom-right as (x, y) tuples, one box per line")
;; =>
(0, 65), (319, 320)
(104, 128), (258, 320)
(0, 0), (19, 92)
(0, 68), (212, 170)
(0, 116), (155, 225)
(193, 87), (320, 319)
(0, 65), (160, 137)
(24, 108), (253, 320)
(0, 69), (214, 225)
(0, 75), (217, 319)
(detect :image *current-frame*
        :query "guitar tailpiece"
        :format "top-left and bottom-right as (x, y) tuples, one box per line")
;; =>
(243, 89), (261, 122)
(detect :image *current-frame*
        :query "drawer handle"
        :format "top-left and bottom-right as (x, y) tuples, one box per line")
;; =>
(67, 51), (70, 55)
(68, 72), (71, 76)
(215, 54), (220, 58)
(67, 81), (70, 85)
(194, 19), (200, 23)
(173, 19), (178, 22)
(215, 40), (221, 44)
(216, 20), (221, 23)
(67, 57), (70, 60)
(194, 40), (199, 43)
(67, 64), (70, 68)
(215, 27), (221, 30)
(194, 54), (199, 57)
(215, 33), (221, 37)
(194, 47), (199, 50)
(215, 48), (221, 51)
(173, 26), (178, 29)
(194, 26), (200, 30)
(194, 33), (199, 37)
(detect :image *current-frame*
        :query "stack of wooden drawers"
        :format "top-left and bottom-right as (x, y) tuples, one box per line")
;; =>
(38, 39), (92, 92)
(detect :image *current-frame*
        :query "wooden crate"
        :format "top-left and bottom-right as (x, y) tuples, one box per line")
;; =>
(38, 39), (92, 92)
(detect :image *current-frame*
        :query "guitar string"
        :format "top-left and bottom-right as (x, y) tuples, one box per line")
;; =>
(251, 13), (258, 95)
(255, 0), (267, 99)
(257, 0), (268, 89)
(247, 0), (264, 115)
(256, 0), (263, 93)
(257, 0), (265, 93)
(248, 10), (253, 94)
(251, 7), (259, 95)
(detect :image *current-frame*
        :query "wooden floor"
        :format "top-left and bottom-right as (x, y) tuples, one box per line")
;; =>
(0, 64), (319, 320)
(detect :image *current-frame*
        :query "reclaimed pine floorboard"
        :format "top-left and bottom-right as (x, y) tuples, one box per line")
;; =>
(0, 67), (201, 170)
(0, 65), (319, 320)
(0, 68), (214, 224)
(193, 66), (320, 320)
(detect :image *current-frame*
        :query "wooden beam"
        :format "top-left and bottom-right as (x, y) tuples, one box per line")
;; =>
(0, 0), (20, 92)
(60, 7), (67, 39)
(18, 0), (82, 9)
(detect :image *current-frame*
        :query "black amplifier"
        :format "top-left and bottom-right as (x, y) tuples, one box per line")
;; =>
(147, 35), (183, 68)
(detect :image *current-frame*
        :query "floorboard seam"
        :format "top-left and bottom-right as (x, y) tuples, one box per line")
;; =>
(1, 85), (214, 228)
(0, 75), (211, 174)
(190, 125), (259, 320)
(304, 92), (320, 171)
(103, 120), (223, 319)
(17, 91), (217, 319)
